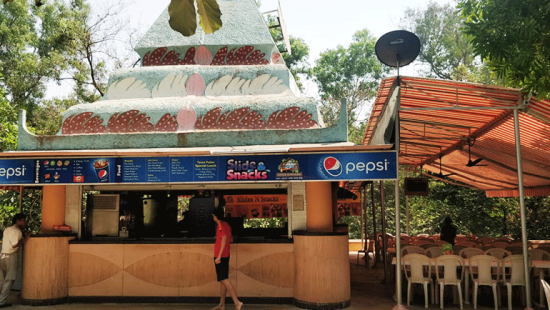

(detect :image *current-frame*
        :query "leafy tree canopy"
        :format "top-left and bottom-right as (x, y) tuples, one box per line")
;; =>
(400, 1), (501, 85)
(458, 0), (550, 98)
(312, 29), (389, 144)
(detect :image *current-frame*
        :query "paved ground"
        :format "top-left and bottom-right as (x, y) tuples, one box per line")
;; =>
(3, 252), (543, 310)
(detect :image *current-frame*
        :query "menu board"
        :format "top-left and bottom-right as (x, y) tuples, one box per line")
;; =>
(0, 151), (397, 185)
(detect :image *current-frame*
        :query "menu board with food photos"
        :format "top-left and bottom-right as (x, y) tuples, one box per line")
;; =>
(0, 151), (397, 185)
(224, 194), (288, 219)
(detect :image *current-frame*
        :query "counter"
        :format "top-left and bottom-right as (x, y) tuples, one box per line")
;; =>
(67, 237), (294, 302)
(293, 231), (351, 309)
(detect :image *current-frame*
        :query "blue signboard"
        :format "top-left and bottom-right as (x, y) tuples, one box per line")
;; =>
(0, 159), (36, 184)
(0, 151), (396, 185)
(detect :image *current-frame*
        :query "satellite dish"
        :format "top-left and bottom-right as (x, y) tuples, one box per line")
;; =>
(375, 30), (420, 68)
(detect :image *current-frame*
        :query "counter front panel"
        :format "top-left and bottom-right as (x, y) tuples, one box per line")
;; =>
(68, 242), (293, 298)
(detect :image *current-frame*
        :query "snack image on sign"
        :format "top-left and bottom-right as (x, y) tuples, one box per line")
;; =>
(93, 159), (110, 183)
(64, 160), (70, 166)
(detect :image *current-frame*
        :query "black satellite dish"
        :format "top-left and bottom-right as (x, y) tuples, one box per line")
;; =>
(375, 30), (421, 69)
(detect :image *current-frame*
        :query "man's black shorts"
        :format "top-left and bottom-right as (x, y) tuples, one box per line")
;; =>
(214, 257), (230, 281)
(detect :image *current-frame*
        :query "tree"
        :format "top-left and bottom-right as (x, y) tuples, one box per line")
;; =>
(0, 0), (140, 137)
(400, 1), (500, 84)
(458, 0), (550, 98)
(312, 29), (389, 144)
(265, 15), (312, 90)
(0, 76), (17, 151)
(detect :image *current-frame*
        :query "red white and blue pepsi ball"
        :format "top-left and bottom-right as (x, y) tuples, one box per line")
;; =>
(323, 157), (342, 177)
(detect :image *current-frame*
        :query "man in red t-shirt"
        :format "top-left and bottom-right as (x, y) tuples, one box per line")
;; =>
(212, 208), (243, 310)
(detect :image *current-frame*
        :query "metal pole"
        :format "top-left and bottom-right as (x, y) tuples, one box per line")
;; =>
(360, 187), (364, 250)
(394, 75), (403, 308)
(405, 196), (410, 236)
(19, 186), (23, 213)
(380, 181), (388, 282)
(513, 108), (532, 310)
(371, 182), (379, 266)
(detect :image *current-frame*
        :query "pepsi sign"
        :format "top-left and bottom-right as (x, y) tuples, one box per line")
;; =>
(315, 152), (397, 180)
(0, 159), (36, 184)
(323, 157), (342, 177)
(0, 151), (397, 185)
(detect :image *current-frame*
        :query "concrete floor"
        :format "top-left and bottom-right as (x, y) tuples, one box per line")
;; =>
(3, 252), (542, 310)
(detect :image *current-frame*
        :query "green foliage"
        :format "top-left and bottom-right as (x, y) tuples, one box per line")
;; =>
(32, 98), (78, 135)
(458, 0), (550, 98)
(265, 15), (312, 90)
(0, 79), (18, 151)
(243, 218), (287, 229)
(400, 1), (502, 85)
(168, 0), (222, 36)
(0, 189), (42, 234)
(312, 29), (390, 143)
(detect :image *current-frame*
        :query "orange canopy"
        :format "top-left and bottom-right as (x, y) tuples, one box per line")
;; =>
(363, 76), (550, 197)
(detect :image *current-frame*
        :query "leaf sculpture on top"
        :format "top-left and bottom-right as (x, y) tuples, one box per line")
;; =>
(267, 107), (319, 129)
(195, 108), (266, 130)
(107, 110), (155, 133)
(169, 0), (222, 37)
(62, 112), (107, 134)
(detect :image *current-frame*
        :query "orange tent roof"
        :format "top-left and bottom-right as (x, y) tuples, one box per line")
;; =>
(363, 76), (550, 197)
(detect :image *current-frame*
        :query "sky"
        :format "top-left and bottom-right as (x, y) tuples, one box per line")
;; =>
(107, 0), (451, 64)
(53, 0), (451, 100)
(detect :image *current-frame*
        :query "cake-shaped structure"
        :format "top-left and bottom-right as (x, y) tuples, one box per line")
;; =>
(17, 0), (347, 150)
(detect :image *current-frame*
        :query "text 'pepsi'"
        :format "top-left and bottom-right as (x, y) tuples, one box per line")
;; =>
(346, 159), (390, 174)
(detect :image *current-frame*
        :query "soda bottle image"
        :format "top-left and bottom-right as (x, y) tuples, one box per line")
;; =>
(93, 159), (110, 183)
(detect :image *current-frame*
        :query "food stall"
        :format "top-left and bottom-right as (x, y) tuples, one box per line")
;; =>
(0, 1), (397, 308)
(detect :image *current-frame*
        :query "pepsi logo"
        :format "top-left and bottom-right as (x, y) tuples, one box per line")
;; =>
(323, 157), (342, 177)
(98, 170), (108, 178)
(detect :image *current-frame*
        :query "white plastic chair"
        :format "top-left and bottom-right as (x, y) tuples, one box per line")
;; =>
(435, 255), (465, 309)
(529, 249), (550, 307)
(501, 255), (531, 310)
(425, 246), (443, 258)
(458, 247), (484, 259)
(452, 245), (466, 255)
(402, 254), (434, 308)
(541, 279), (550, 309)
(401, 245), (426, 257)
(485, 248), (511, 259)
(469, 255), (500, 310)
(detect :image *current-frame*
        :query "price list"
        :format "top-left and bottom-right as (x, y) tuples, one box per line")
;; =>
(194, 158), (218, 181)
(146, 158), (169, 182)
(170, 157), (193, 182)
(122, 158), (146, 182)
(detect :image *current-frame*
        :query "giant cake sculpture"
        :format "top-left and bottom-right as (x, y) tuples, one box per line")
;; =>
(17, 0), (347, 150)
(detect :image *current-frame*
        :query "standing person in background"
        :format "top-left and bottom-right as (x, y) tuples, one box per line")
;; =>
(211, 208), (243, 310)
(0, 213), (31, 308)
(440, 217), (457, 245)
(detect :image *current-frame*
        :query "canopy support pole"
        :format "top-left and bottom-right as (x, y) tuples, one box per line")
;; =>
(19, 186), (23, 213)
(372, 182), (380, 267)
(513, 107), (532, 310)
(380, 181), (389, 282)
(405, 196), (409, 235)
(393, 79), (405, 310)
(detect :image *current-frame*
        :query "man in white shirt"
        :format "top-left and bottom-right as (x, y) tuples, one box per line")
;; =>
(0, 214), (31, 308)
